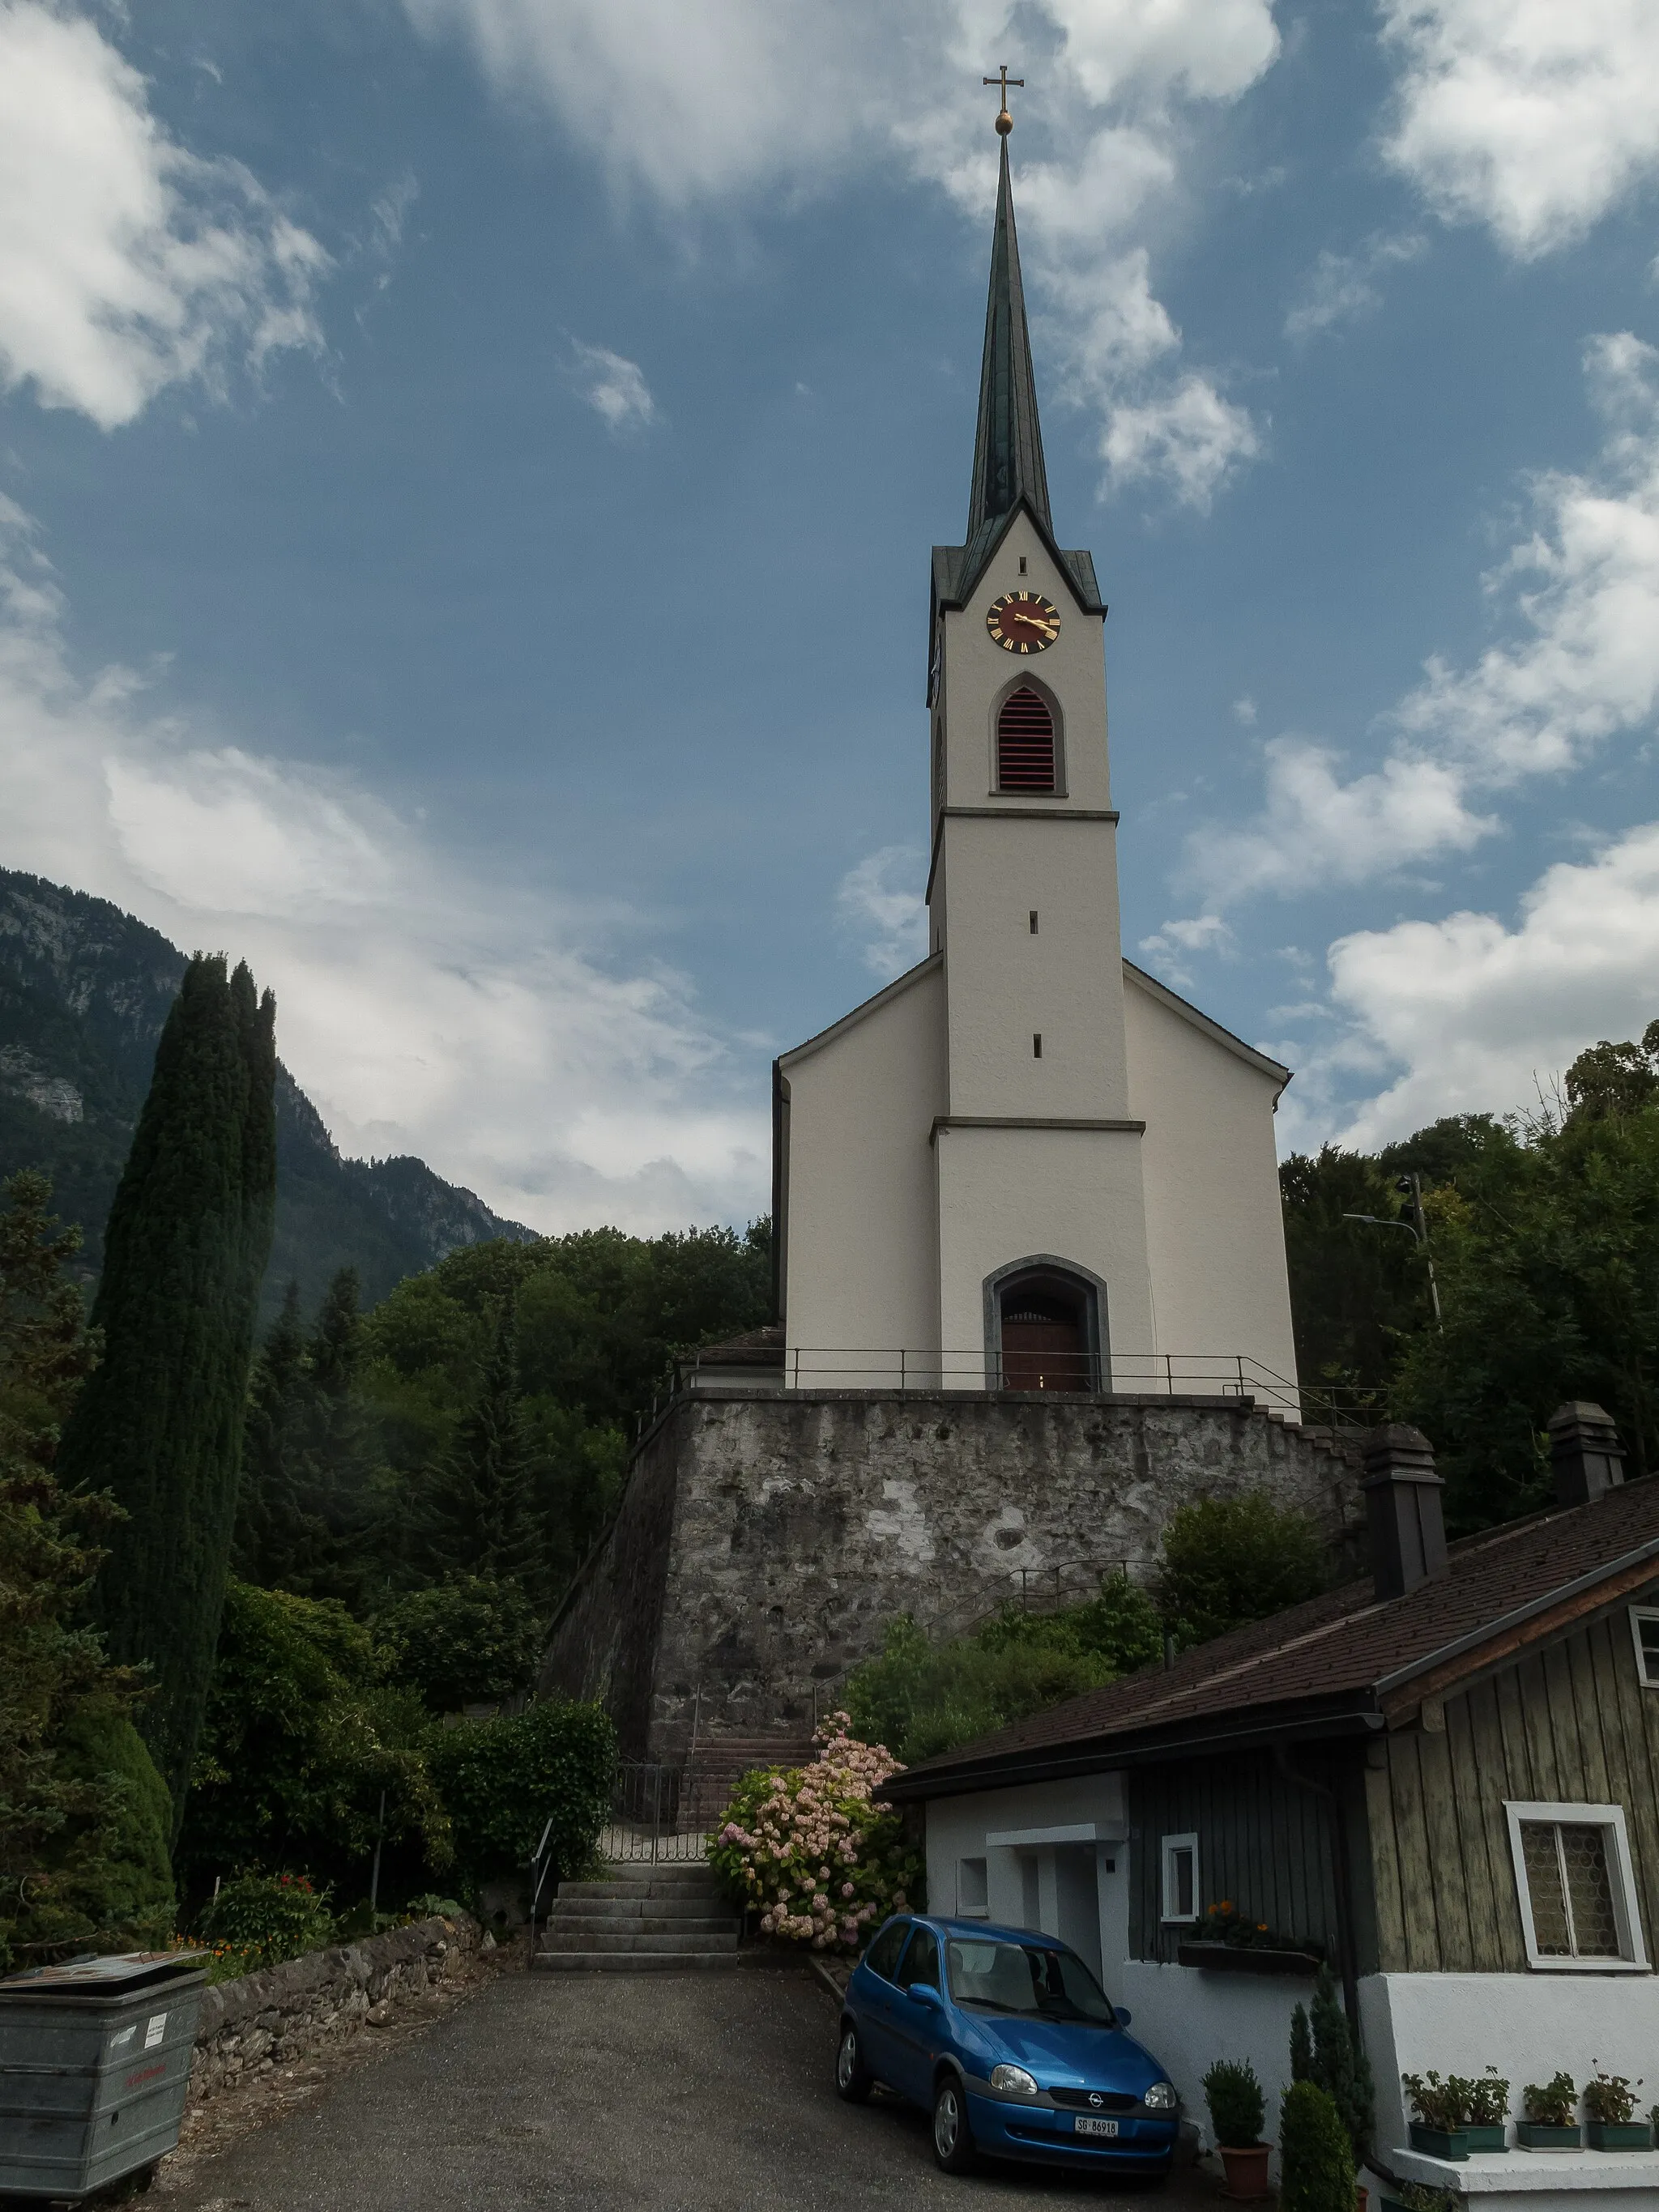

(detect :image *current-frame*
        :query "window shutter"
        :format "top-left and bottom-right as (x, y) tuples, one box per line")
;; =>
(997, 687), (1056, 791)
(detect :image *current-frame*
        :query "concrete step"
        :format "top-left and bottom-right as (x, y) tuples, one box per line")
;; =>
(548, 1907), (737, 1931)
(531, 1951), (750, 1974)
(539, 1929), (741, 1954)
(559, 1875), (720, 1899)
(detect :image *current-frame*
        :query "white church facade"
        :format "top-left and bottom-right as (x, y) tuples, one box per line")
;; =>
(771, 132), (1299, 1407)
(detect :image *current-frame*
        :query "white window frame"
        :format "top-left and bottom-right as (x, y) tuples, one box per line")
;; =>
(1503, 1801), (1650, 1972)
(1627, 1606), (1659, 1688)
(1161, 1831), (1200, 1925)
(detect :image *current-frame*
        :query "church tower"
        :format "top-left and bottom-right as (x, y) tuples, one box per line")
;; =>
(773, 108), (1299, 1404)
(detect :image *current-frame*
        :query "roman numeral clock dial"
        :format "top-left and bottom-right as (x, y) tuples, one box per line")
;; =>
(987, 590), (1060, 654)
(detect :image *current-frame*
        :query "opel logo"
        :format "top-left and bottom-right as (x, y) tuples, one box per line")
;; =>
(1088, 2093), (1104, 2109)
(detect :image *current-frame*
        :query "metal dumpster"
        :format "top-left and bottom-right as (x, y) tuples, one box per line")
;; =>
(0, 1952), (207, 2201)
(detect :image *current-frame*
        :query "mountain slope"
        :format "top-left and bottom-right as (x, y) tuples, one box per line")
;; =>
(0, 868), (536, 1311)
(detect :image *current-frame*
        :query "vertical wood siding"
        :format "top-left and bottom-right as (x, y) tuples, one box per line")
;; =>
(1368, 1594), (1659, 1973)
(1128, 1754), (1346, 1962)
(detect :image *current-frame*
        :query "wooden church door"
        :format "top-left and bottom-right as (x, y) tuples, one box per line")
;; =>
(999, 1281), (1091, 1392)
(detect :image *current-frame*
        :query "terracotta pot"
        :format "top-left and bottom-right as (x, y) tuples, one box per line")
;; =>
(1218, 2144), (1272, 2201)
(1356, 2189), (1368, 2212)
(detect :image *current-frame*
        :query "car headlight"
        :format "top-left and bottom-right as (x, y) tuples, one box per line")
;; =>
(1143, 2082), (1178, 2111)
(989, 2064), (1039, 2096)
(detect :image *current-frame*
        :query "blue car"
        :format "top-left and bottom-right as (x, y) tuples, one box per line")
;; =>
(836, 1915), (1180, 2180)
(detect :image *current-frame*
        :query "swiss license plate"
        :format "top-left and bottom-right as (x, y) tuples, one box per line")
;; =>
(1073, 2116), (1120, 2138)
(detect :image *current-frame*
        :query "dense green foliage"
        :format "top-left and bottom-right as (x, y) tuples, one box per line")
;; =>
(424, 1698), (616, 1894)
(1158, 1494), (1328, 1646)
(1290, 1965), (1375, 2165)
(1278, 2081), (1355, 2212)
(179, 1579), (449, 1898)
(845, 1576), (1163, 1763)
(1203, 2059), (1267, 2149)
(197, 1869), (335, 1968)
(373, 1578), (543, 1714)
(62, 957), (277, 1815)
(0, 1170), (173, 1967)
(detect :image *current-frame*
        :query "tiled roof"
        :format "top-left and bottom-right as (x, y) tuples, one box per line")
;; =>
(689, 1326), (784, 1367)
(884, 1478), (1659, 1799)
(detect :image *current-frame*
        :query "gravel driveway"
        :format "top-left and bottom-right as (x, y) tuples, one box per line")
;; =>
(155, 1967), (1218, 2210)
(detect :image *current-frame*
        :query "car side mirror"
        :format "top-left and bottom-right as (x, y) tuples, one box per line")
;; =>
(907, 1981), (944, 2010)
(1114, 2009), (1131, 2027)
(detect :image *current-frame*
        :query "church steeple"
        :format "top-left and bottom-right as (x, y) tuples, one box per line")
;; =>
(966, 137), (1051, 545)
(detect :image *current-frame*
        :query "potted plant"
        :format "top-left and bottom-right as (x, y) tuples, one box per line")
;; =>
(1463, 2069), (1510, 2152)
(1401, 2072), (1472, 2160)
(1517, 2073), (1580, 2149)
(1583, 2070), (1650, 2151)
(1204, 2059), (1270, 2199)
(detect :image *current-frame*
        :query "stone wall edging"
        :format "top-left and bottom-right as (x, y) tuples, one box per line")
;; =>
(189, 1913), (487, 2103)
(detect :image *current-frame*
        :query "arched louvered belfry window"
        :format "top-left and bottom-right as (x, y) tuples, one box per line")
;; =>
(996, 686), (1056, 793)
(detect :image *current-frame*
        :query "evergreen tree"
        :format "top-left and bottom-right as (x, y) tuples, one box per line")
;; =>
(59, 956), (276, 1818)
(1279, 2082), (1354, 2212)
(233, 1281), (308, 1583)
(420, 1301), (543, 1588)
(1290, 1965), (1375, 2168)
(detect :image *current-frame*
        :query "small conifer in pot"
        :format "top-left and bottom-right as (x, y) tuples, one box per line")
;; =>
(1204, 2060), (1269, 2199)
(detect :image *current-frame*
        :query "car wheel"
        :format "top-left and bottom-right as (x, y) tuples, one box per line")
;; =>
(835, 2022), (872, 2103)
(932, 2075), (977, 2173)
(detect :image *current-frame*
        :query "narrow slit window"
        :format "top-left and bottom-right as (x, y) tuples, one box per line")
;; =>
(1161, 1834), (1198, 1924)
(1033, 1033), (1043, 1058)
(1029, 910), (1039, 934)
(997, 688), (1056, 792)
(1018, 556), (1028, 574)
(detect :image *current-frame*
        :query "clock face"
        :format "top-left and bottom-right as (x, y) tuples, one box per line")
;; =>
(987, 590), (1060, 654)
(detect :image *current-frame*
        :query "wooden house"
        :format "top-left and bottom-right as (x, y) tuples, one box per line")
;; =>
(883, 1406), (1659, 2209)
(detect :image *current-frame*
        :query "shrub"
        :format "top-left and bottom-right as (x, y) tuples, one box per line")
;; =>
(1290, 1964), (1374, 2164)
(198, 1871), (334, 1969)
(1279, 2080), (1355, 2212)
(1203, 2059), (1266, 2149)
(48, 1705), (176, 1952)
(1584, 2071), (1640, 2125)
(1158, 1494), (1328, 1646)
(1523, 2073), (1576, 2128)
(424, 1697), (614, 1897)
(708, 1716), (923, 1950)
(374, 1576), (542, 1714)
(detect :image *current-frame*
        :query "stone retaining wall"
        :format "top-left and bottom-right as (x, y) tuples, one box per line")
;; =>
(188, 1915), (488, 2104)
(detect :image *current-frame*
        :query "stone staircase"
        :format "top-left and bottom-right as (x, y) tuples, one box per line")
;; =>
(534, 1862), (745, 1973)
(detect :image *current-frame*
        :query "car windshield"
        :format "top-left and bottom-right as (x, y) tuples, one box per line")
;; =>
(945, 1937), (1117, 2025)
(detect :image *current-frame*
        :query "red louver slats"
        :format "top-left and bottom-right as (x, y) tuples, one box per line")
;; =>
(997, 687), (1055, 792)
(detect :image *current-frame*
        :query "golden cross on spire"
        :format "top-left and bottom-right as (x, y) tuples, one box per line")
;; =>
(983, 65), (1022, 138)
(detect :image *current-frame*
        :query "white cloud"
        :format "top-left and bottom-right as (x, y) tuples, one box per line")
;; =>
(1233, 696), (1257, 725)
(1137, 910), (1234, 985)
(835, 846), (928, 979)
(568, 339), (656, 433)
(1284, 232), (1425, 341)
(1176, 332), (1659, 910)
(1380, 0), (1659, 258)
(403, 0), (1281, 509)
(0, 501), (767, 1233)
(1320, 819), (1659, 1147)
(0, 1), (329, 428)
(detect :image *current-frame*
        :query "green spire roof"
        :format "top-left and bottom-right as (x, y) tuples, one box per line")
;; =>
(966, 139), (1051, 542)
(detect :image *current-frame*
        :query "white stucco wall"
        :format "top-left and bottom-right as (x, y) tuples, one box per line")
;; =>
(923, 1775), (1130, 1991)
(1124, 967), (1299, 1393)
(934, 1122), (1156, 1379)
(780, 957), (946, 1374)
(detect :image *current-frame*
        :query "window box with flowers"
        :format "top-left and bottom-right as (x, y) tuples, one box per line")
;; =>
(1583, 2070), (1650, 2152)
(1516, 2073), (1581, 2150)
(1177, 1901), (1324, 1976)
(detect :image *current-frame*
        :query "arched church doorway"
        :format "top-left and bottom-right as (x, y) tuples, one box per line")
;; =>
(993, 1264), (1100, 1392)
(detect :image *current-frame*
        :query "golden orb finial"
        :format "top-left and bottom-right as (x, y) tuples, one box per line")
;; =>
(983, 65), (1022, 138)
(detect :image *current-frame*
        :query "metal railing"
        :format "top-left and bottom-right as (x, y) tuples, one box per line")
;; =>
(600, 1760), (731, 1865)
(679, 1345), (1382, 1427)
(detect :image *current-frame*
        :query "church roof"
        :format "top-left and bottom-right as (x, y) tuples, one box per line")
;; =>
(933, 139), (1105, 621)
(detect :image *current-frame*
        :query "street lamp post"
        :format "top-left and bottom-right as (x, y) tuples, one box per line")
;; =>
(1343, 1171), (1443, 1329)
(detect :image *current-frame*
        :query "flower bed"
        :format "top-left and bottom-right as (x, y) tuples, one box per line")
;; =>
(707, 1715), (923, 1950)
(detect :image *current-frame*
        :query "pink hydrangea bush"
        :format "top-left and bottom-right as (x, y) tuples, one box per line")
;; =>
(706, 1715), (924, 1950)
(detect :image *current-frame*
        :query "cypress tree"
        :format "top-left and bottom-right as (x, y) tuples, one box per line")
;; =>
(233, 1281), (307, 1584)
(420, 1301), (543, 1588)
(60, 956), (276, 1819)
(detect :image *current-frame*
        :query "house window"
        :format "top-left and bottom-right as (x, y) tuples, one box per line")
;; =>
(957, 1857), (989, 1917)
(1629, 1606), (1659, 1686)
(1504, 1801), (1649, 1971)
(997, 687), (1056, 792)
(1161, 1833), (1199, 1924)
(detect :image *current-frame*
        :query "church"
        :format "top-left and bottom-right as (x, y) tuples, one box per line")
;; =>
(772, 119), (1298, 1408)
(540, 110), (1350, 1778)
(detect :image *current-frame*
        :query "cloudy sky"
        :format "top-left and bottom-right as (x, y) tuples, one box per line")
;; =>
(2, 0), (1658, 1232)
